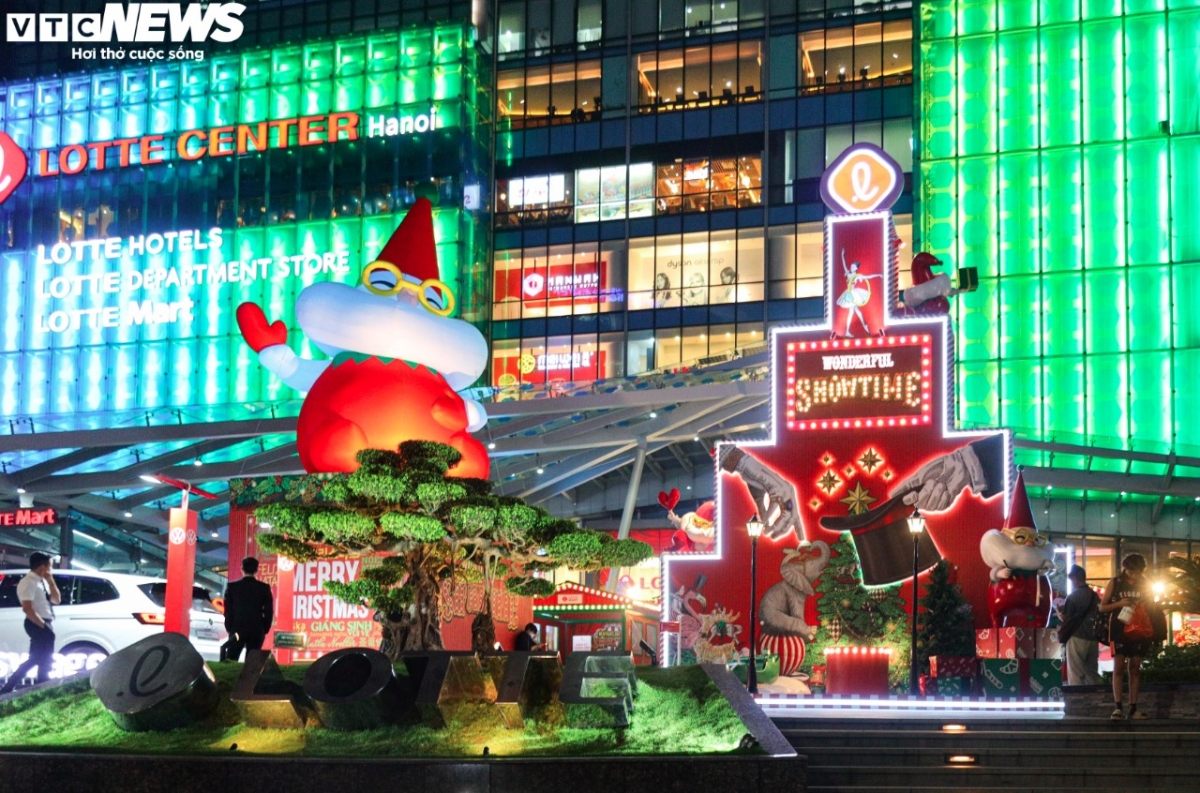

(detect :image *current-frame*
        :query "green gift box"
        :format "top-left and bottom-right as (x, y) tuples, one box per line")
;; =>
(979, 658), (1021, 698)
(1028, 658), (1063, 698)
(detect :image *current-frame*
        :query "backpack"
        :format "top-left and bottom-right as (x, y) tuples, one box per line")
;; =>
(1078, 588), (1106, 644)
(1092, 597), (1110, 645)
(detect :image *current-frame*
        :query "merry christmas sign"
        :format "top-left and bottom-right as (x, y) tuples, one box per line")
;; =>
(664, 144), (1023, 681)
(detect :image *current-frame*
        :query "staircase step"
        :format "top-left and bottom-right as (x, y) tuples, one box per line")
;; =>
(805, 765), (1195, 789)
(795, 745), (1194, 769)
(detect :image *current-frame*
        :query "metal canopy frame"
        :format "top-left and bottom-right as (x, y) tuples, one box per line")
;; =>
(1, 369), (1198, 575)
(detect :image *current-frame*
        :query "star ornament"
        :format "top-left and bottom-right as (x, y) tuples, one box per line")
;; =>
(817, 470), (842, 494)
(857, 448), (883, 473)
(839, 482), (878, 515)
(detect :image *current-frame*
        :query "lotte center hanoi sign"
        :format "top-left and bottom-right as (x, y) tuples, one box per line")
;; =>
(662, 143), (1015, 674)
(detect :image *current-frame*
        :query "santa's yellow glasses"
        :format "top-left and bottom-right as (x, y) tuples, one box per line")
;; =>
(360, 260), (456, 317)
(1002, 527), (1047, 547)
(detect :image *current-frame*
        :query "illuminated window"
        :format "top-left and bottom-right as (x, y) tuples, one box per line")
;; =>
(634, 41), (761, 109)
(799, 19), (913, 94)
(497, 61), (603, 128)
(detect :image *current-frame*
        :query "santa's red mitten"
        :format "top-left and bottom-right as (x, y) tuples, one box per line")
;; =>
(236, 302), (289, 352)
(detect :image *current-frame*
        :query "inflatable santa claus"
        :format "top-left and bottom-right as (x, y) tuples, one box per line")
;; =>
(236, 198), (490, 478)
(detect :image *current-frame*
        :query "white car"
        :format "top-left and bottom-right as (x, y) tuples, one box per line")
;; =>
(0, 569), (227, 683)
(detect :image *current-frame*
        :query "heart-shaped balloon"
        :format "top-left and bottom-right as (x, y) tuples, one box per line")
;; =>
(657, 488), (681, 511)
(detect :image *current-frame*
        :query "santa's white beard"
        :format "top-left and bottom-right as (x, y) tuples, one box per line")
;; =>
(296, 282), (488, 390)
(980, 529), (1054, 577)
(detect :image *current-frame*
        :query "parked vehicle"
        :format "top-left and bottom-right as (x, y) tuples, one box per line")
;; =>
(0, 569), (227, 683)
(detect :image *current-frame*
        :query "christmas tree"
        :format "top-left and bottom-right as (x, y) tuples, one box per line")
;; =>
(806, 532), (911, 689)
(914, 560), (976, 676)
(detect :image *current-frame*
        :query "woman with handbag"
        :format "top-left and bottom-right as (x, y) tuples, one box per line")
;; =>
(1099, 554), (1154, 720)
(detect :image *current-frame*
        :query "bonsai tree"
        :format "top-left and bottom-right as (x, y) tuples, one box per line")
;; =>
(913, 560), (976, 676)
(255, 441), (653, 656)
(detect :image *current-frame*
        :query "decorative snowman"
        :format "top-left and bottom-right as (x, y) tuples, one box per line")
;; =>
(236, 198), (490, 478)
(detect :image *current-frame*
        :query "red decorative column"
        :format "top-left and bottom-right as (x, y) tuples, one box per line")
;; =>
(164, 508), (198, 637)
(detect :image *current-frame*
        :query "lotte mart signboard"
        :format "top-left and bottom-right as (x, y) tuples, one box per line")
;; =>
(0, 22), (490, 420)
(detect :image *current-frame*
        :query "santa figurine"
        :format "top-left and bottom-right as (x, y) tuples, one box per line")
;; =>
(980, 473), (1055, 627)
(667, 501), (717, 553)
(236, 198), (490, 478)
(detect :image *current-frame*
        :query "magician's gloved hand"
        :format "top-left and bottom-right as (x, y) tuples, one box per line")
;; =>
(893, 444), (987, 513)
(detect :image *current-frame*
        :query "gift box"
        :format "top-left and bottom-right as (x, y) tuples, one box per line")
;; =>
(979, 658), (1021, 698)
(919, 674), (933, 696)
(1028, 658), (1064, 699)
(929, 655), (976, 678)
(1036, 627), (1062, 659)
(976, 629), (998, 659)
(933, 676), (970, 696)
(996, 627), (1037, 659)
(956, 267), (979, 292)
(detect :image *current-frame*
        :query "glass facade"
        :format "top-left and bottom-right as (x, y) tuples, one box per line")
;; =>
(490, 0), (917, 394)
(0, 22), (493, 419)
(917, 2), (1200, 494)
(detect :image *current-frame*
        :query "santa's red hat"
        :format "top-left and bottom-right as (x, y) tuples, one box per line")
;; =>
(374, 197), (439, 283)
(695, 501), (716, 523)
(1004, 471), (1037, 531)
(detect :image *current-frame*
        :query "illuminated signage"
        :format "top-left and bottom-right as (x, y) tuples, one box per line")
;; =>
(5, 4), (245, 43)
(820, 143), (904, 215)
(32, 226), (353, 335)
(0, 21), (487, 421)
(0, 507), (58, 526)
(0, 132), (27, 205)
(785, 337), (932, 429)
(536, 351), (593, 372)
(34, 108), (440, 177)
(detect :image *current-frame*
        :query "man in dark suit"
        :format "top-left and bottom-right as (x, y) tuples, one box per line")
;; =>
(221, 557), (273, 662)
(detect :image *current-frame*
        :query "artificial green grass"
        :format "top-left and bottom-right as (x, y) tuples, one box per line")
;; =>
(0, 663), (753, 758)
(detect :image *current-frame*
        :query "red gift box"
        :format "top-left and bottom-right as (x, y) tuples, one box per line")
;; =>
(929, 655), (976, 678)
(1036, 627), (1062, 659)
(919, 674), (933, 696)
(996, 627), (1037, 659)
(976, 628), (998, 658)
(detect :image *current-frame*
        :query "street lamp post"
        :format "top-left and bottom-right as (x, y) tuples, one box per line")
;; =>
(746, 515), (764, 696)
(908, 509), (926, 696)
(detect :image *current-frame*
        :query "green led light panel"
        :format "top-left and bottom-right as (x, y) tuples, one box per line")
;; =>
(0, 22), (493, 422)
(917, 1), (1200, 472)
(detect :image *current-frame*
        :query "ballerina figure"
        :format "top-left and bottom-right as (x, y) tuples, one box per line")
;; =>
(835, 249), (882, 336)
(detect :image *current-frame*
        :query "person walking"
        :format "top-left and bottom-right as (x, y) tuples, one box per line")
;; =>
(1099, 554), (1151, 720)
(1057, 564), (1102, 685)
(0, 552), (61, 693)
(221, 557), (273, 662)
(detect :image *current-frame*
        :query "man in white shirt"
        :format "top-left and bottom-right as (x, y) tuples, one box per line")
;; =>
(0, 552), (61, 693)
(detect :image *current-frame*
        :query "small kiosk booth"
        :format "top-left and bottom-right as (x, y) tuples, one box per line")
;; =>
(533, 583), (659, 664)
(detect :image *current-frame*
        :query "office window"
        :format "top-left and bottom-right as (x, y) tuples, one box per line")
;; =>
(799, 19), (912, 93)
(497, 60), (603, 128)
(634, 41), (762, 109)
(495, 172), (575, 226)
